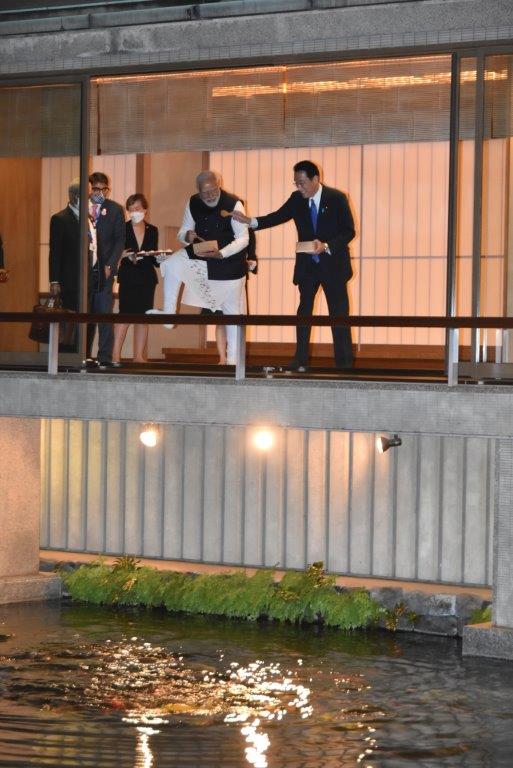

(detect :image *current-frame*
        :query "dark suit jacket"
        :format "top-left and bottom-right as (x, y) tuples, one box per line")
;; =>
(256, 185), (355, 285)
(93, 198), (125, 290)
(117, 221), (159, 288)
(49, 206), (80, 304)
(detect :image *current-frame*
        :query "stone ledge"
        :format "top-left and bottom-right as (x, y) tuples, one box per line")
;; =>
(0, 573), (62, 605)
(462, 622), (513, 660)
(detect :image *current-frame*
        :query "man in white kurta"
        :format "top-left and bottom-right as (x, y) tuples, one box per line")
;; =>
(148, 171), (249, 365)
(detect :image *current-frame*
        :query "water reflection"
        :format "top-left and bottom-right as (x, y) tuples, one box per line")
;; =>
(1, 603), (513, 767)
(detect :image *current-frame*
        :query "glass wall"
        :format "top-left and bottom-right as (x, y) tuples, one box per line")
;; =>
(0, 82), (81, 362)
(91, 55), (454, 359)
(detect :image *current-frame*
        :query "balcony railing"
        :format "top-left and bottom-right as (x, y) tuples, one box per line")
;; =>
(2, 310), (513, 385)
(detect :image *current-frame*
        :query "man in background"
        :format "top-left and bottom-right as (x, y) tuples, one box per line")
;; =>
(86, 171), (125, 367)
(0, 234), (8, 282)
(49, 179), (81, 312)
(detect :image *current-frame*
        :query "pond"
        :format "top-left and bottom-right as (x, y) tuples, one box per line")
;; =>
(0, 601), (512, 767)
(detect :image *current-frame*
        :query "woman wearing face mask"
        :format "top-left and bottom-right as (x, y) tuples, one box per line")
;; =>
(112, 193), (159, 365)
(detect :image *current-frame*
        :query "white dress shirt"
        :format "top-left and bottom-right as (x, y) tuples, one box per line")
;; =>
(178, 198), (249, 258)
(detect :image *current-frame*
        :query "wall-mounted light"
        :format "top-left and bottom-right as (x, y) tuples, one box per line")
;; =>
(139, 423), (160, 448)
(376, 434), (402, 454)
(252, 427), (275, 452)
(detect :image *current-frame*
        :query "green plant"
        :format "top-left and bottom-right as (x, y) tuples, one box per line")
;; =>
(468, 605), (492, 624)
(62, 562), (385, 631)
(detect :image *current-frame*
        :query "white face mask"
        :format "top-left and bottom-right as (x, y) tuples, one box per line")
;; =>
(129, 211), (145, 224)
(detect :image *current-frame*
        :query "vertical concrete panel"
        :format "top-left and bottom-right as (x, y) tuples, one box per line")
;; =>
(372, 438), (394, 577)
(222, 427), (245, 565)
(327, 430), (350, 573)
(162, 424), (184, 560)
(67, 419), (86, 551)
(244, 433), (265, 566)
(417, 435), (442, 581)
(123, 422), (144, 556)
(349, 433), (373, 574)
(104, 421), (123, 554)
(85, 421), (106, 553)
(182, 425), (204, 561)
(394, 434), (418, 579)
(440, 437), (465, 582)
(284, 429), (306, 570)
(306, 430), (327, 566)
(464, 437), (489, 585)
(494, 439), (513, 627)
(142, 436), (164, 558)
(48, 418), (66, 549)
(0, 417), (41, 578)
(264, 428), (285, 568)
(40, 419), (50, 548)
(202, 426), (224, 563)
(487, 440), (496, 587)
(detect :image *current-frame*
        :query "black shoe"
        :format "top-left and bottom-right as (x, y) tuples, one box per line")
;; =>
(101, 360), (122, 369)
(335, 360), (353, 370)
(286, 359), (308, 373)
(82, 357), (99, 369)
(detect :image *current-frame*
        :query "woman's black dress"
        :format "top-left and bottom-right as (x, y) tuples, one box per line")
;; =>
(117, 221), (159, 313)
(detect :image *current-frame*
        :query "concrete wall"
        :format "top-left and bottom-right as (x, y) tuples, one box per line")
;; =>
(40, 418), (495, 586)
(0, 417), (40, 578)
(0, 0), (512, 75)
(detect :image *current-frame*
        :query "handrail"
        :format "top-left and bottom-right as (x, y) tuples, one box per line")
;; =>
(0, 311), (511, 382)
(1, 312), (513, 328)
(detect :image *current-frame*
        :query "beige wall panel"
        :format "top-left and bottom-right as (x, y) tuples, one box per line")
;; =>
(243, 444), (265, 566)
(440, 436), (465, 583)
(123, 421), (144, 555)
(104, 420), (123, 554)
(222, 427), (245, 564)
(394, 434), (418, 579)
(264, 427), (285, 568)
(202, 425), (224, 563)
(48, 418), (67, 550)
(417, 435), (442, 582)
(371, 442), (394, 577)
(142, 435), (164, 557)
(85, 420), (105, 553)
(305, 429), (328, 566)
(348, 432), (373, 574)
(182, 425), (205, 561)
(284, 428), (307, 570)
(68, 419), (86, 552)
(326, 430), (350, 573)
(162, 424), (185, 560)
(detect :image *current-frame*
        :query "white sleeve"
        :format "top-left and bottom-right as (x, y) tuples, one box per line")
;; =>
(220, 201), (250, 259)
(250, 217), (258, 229)
(177, 202), (195, 245)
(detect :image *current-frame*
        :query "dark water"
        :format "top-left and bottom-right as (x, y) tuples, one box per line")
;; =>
(0, 602), (512, 767)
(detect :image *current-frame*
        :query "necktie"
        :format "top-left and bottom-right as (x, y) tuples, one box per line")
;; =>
(310, 200), (320, 263)
(93, 203), (100, 220)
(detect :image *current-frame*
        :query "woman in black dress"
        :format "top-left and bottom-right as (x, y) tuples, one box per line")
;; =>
(112, 193), (158, 364)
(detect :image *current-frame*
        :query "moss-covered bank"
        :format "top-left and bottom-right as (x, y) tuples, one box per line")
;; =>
(61, 559), (384, 630)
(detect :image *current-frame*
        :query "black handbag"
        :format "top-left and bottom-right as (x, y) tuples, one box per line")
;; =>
(29, 296), (76, 347)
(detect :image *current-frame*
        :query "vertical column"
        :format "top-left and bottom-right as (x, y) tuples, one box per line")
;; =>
(0, 417), (40, 578)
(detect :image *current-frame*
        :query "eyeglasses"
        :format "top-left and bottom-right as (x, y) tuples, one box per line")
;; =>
(91, 186), (110, 194)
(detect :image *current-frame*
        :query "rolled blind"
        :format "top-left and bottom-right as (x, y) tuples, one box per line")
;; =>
(0, 84), (80, 157)
(92, 54), (463, 154)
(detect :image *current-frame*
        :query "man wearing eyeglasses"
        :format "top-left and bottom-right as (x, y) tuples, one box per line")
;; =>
(232, 160), (355, 372)
(85, 171), (125, 368)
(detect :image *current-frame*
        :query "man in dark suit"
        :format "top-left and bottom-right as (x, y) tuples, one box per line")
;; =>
(86, 171), (125, 366)
(49, 179), (81, 311)
(233, 160), (355, 370)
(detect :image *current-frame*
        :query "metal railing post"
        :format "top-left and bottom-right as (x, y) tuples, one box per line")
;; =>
(235, 325), (246, 380)
(447, 327), (459, 386)
(47, 322), (59, 375)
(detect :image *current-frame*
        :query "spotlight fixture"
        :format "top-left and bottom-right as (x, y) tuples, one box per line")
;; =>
(139, 423), (159, 448)
(253, 427), (275, 451)
(376, 434), (402, 454)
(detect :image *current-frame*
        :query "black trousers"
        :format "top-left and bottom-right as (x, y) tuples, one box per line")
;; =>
(86, 269), (114, 362)
(295, 268), (353, 367)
